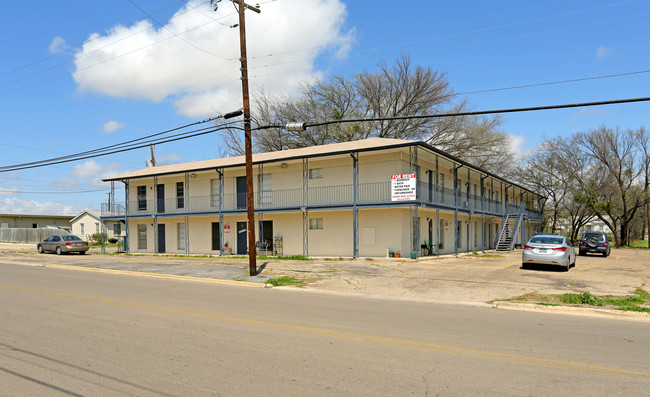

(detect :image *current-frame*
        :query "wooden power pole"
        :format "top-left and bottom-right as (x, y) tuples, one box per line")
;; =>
(213, 0), (261, 276)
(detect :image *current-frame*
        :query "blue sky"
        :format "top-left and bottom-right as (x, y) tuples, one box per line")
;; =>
(1, 0), (649, 215)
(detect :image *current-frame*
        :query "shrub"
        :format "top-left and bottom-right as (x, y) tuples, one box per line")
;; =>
(107, 238), (118, 244)
(560, 292), (602, 306)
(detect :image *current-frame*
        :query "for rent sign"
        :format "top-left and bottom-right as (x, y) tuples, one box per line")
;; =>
(391, 173), (417, 201)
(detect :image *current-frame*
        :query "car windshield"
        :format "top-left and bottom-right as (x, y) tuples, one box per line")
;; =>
(584, 233), (603, 240)
(62, 235), (82, 241)
(529, 237), (564, 245)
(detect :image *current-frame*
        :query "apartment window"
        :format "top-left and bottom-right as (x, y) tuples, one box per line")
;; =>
(309, 218), (323, 230)
(457, 222), (462, 249)
(176, 182), (184, 209)
(474, 222), (478, 248)
(138, 224), (147, 249)
(210, 179), (219, 207)
(178, 223), (186, 250)
(137, 185), (147, 211)
(259, 174), (272, 205)
(309, 168), (323, 179)
(80, 223), (85, 235)
(113, 223), (122, 236)
(95, 222), (100, 234)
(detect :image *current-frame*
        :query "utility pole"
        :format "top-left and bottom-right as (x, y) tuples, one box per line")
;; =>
(213, 0), (260, 276)
(149, 144), (157, 167)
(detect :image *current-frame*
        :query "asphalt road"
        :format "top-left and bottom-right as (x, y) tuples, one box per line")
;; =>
(1, 263), (649, 396)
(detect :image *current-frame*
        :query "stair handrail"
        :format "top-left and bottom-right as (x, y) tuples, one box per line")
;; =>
(508, 203), (526, 250)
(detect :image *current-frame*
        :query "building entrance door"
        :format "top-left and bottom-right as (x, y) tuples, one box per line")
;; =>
(211, 222), (220, 251)
(236, 177), (246, 209)
(259, 220), (273, 252)
(157, 224), (166, 253)
(428, 218), (433, 255)
(236, 222), (247, 254)
(156, 184), (165, 213)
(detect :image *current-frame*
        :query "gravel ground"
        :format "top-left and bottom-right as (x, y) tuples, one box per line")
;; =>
(2, 242), (648, 305)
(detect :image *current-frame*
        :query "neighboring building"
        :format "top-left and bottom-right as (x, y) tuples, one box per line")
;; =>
(0, 213), (73, 230)
(582, 218), (613, 234)
(101, 138), (543, 257)
(0, 213), (73, 243)
(70, 209), (124, 240)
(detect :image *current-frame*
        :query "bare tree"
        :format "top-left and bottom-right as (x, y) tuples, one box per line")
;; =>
(635, 127), (650, 247)
(219, 54), (512, 174)
(563, 126), (648, 247)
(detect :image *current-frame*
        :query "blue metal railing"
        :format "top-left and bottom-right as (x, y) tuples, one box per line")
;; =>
(100, 182), (541, 219)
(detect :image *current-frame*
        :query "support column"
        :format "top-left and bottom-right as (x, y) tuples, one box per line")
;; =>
(481, 174), (488, 253)
(124, 181), (129, 253)
(302, 208), (308, 257)
(185, 215), (189, 255)
(466, 169), (470, 252)
(218, 169), (224, 256)
(453, 164), (463, 256)
(435, 209), (440, 255)
(351, 152), (359, 258)
(101, 221), (106, 254)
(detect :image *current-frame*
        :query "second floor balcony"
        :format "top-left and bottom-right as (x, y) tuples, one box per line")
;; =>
(101, 181), (539, 218)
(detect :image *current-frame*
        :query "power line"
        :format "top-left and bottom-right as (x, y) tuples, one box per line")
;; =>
(257, 96), (650, 130)
(0, 116), (225, 171)
(0, 122), (243, 173)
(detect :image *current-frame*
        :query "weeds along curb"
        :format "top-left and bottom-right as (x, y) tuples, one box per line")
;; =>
(494, 301), (650, 321)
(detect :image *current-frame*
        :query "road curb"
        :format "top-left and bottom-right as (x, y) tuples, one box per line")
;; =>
(494, 301), (650, 321)
(44, 264), (265, 288)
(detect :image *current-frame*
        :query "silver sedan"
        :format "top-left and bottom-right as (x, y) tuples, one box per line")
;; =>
(522, 234), (576, 271)
(37, 234), (89, 255)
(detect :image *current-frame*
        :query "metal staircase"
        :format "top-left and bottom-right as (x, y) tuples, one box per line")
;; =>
(495, 205), (525, 251)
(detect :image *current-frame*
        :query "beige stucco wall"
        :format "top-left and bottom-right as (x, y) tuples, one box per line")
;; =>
(70, 213), (101, 239)
(0, 215), (72, 229)
(125, 209), (519, 257)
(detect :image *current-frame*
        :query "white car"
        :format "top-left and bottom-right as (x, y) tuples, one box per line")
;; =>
(522, 234), (576, 271)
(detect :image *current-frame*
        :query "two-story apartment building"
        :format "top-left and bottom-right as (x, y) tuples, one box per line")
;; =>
(101, 138), (543, 258)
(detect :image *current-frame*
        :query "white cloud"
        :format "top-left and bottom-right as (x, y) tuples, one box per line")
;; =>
(72, 0), (353, 117)
(570, 107), (618, 123)
(102, 120), (125, 134)
(48, 36), (70, 54)
(0, 186), (20, 197)
(157, 153), (182, 166)
(0, 197), (78, 215)
(56, 160), (127, 190)
(595, 46), (614, 61)
(508, 134), (530, 162)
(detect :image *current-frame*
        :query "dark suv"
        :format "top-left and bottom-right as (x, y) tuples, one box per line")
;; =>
(579, 231), (611, 257)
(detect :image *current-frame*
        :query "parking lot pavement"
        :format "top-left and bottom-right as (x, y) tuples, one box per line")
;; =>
(1, 243), (648, 306)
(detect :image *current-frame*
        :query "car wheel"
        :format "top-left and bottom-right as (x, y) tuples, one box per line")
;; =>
(56, 246), (62, 255)
(79, 251), (86, 255)
(37, 245), (44, 254)
(603, 250), (608, 257)
(578, 251), (586, 256)
(565, 259), (570, 271)
(521, 263), (527, 269)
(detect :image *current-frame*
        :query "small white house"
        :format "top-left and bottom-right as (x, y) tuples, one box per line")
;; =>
(70, 209), (123, 240)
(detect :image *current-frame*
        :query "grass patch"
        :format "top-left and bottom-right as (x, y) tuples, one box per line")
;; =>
(324, 257), (345, 261)
(627, 240), (649, 248)
(265, 276), (304, 287)
(500, 288), (650, 313)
